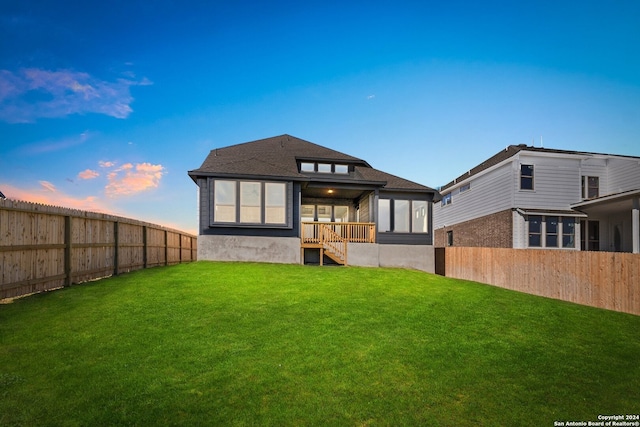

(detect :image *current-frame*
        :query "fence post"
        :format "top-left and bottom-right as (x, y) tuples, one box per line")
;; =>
(114, 221), (119, 276)
(64, 215), (72, 287)
(143, 225), (148, 268)
(164, 230), (169, 266)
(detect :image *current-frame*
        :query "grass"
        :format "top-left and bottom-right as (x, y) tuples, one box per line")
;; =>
(1, 262), (638, 426)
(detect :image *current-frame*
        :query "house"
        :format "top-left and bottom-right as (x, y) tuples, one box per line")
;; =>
(188, 135), (440, 271)
(433, 144), (640, 253)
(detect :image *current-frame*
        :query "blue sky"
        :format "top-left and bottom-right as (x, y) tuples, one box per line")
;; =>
(1, 0), (639, 234)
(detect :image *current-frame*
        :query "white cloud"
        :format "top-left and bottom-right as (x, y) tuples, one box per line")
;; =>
(99, 160), (116, 168)
(0, 68), (152, 123)
(105, 162), (165, 197)
(78, 169), (99, 180)
(38, 180), (57, 192)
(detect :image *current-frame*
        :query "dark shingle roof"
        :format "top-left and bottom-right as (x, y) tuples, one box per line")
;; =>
(189, 134), (436, 193)
(440, 144), (640, 192)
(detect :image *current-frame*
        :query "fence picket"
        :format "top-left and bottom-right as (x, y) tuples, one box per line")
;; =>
(0, 199), (197, 300)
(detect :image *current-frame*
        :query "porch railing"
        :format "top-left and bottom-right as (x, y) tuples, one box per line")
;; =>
(301, 222), (376, 244)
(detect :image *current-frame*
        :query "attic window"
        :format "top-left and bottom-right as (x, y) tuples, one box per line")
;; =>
(299, 162), (351, 174)
(317, 163), (332, 173)
(335, 164), (348, 174)
(301, 162), (315, 172)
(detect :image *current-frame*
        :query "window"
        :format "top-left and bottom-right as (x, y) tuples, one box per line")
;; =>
(378, 199), (429, 233)
(378, 199), (390, 232)
(546, 216), (559, 247)
(528, 215), (576, 249)
(394, 200), (410, 232)
(265, 183), (286, 224)
(528, 215), (542, 247)
(582, 176), (599, 199)
(301, 162), (315, 172)
(335, 164), (349, 174)
(441, 193), (452, 206)
(460, 183), (471, 192)
(317, 163), (332, 173)
(240, 182), (261, 223)
(447, 230), (454, 246)
(299, 161), (351, 175)
(412, 201), (428, 233)
(521, 164), (534, 190)
(562, 218), (575, 248)
(214, 180), (236, 222)
(334, 206), (349, 222)
(212, 180), (289, 226)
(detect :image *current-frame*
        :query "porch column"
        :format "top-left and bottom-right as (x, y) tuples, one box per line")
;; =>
(633, 198), (640, 254)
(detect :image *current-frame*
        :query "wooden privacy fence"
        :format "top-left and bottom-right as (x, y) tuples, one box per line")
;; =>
(1, 199), (197, 300)
(436, 247), (640, 316)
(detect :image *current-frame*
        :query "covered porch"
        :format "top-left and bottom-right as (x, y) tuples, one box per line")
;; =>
(572, 189), (640, 253)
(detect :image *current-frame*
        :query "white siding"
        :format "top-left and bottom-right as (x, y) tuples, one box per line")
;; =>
(434, 162), (513, 228)
(607, 157), (640, 194)
(512, 210), (526, 248)
(514, 155), (582, 210)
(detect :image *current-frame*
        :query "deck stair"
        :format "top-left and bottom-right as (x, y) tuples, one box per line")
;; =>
(301, 222), (376, 266)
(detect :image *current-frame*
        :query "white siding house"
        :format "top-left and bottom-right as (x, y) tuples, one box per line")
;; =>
(434, 145), (640, 253)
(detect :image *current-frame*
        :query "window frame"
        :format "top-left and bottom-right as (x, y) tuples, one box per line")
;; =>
(582, 176), (600, 200)
(378, 198), (430, 234)
(520, 164), (534, 190)
(527, 215), (577, 249)
(441, 193), (452, 207)
(210, 179), (291, 228)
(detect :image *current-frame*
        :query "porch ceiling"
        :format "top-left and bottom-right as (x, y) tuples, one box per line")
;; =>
(571, 189), (640, 216)
(301, 182), (374, 199)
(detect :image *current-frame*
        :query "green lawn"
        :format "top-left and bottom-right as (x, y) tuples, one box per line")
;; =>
(1, 262), (638, 426)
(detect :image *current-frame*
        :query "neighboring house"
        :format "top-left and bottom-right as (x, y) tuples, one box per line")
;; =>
(433, 144), (640, 253)
(188, 135), (440, 271)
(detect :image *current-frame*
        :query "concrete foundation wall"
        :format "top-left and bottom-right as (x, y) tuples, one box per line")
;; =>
(349, 243), (435, 273)
(379, 244), (435, 273)
(198, 235), (301, 264)
(199, 235), (435, 272)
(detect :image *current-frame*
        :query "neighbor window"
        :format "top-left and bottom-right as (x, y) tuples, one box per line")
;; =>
(460, 183), (471, 192)
(521, 164), (534, 190)
(212, 179), (289, 226)
(378, 199), (429, 233)
(527, 215), (576, 249)
(582, 176), (599, 199)
(546, 216), (559, 247)
(528, 215), (542, 247)
(441, 193), (452, 206)
(447, 230), (454, 246)
(562, 218), (576, 248)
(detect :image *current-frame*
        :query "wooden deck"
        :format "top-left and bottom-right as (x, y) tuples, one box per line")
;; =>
(301, 222), (375, 265)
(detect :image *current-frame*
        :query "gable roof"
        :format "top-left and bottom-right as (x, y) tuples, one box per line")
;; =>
(189, 134), (437, 193)
(440, 144), (640, 192)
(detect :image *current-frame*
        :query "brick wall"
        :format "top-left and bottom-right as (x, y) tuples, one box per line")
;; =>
(434, 209), (513, 248)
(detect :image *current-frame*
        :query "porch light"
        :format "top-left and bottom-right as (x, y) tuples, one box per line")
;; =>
(327, 189), (334, 194)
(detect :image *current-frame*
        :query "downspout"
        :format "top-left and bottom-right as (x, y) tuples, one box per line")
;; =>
(633, 198), (640, 254)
